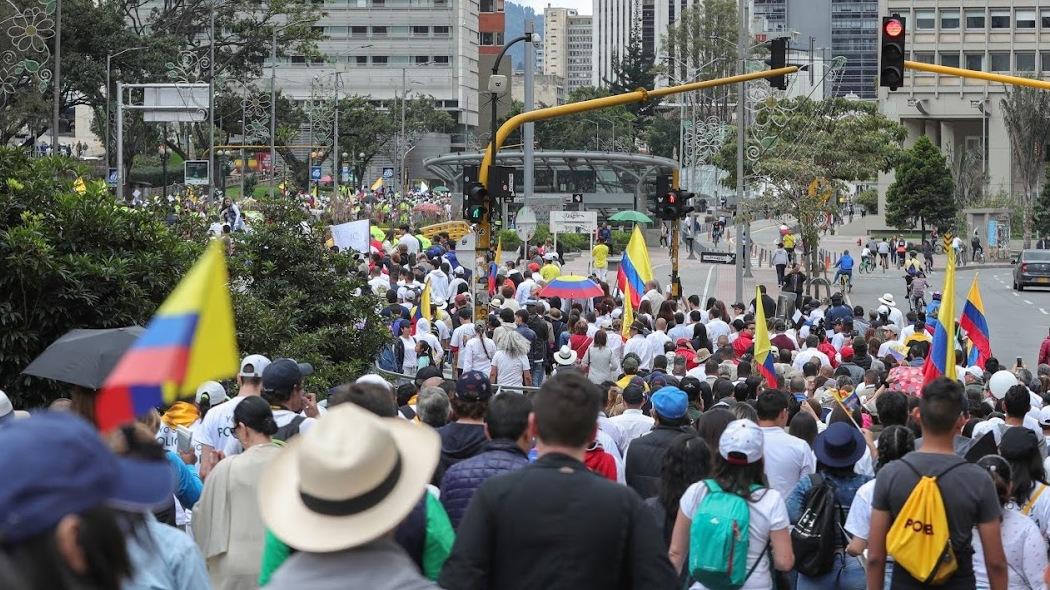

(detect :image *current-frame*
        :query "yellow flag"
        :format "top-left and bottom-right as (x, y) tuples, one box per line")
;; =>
(495, 235), (503, 266)
(73, 177), (87, 194)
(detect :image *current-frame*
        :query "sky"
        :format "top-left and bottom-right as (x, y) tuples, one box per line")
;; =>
(516, 0), (592, 15)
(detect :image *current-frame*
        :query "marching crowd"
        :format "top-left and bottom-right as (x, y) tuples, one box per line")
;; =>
(6, 221), (1050, 590)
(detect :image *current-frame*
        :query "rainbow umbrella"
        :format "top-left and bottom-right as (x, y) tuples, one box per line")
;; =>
(538, 275), (603, 299)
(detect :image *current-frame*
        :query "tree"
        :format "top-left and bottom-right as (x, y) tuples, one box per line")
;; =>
(1001, 85), (1050, 248)
(1034, 166), (1050, 239)
(714, 97), (905, 276)
(661, 0), (739, 122)
(604, 28), (660, 124)
(645, 112), (680, 159)
(885, 136), (957, 235)
(502, 87), (638, 152)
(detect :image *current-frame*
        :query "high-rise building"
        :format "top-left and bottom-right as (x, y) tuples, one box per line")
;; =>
(877, 1), (1048, 211)
(592, 0), (634, 86)
(752, 0), (877, 99)
(544, 6), (593, 95)
(478, 0), (510, 140)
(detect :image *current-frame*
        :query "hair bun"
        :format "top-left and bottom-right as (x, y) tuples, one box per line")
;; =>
(262, 417), (279, 436)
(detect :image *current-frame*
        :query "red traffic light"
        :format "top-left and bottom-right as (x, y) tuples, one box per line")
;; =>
(884, 18), (903, 38)
(667, 192), (677, 204)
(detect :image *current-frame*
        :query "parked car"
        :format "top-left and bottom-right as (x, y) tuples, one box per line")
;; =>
(1013, 249), (1050, 290)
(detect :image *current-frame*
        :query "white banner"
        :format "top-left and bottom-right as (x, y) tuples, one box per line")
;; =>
(330, 219), (370, 253)
(549, 210), (598, 234)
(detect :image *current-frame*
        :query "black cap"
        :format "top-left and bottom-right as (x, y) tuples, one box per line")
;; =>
(622, 381), (645, 404)
(1000, 426), (1039, 460)
(415, 365), (444, 383)
(261, 358), (314, 394)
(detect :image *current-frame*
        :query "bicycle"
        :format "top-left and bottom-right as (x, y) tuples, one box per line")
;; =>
(973, 248), (986, 264)
(837, 271), (853, 294)
(859, 256), (875, 274)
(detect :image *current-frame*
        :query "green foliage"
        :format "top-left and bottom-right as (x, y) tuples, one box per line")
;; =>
(228, 199), (387, 393)
(661, 0), (739, 122)
(604, 28), (661, 124)
(1001, 85), (1050, 247)
(1035, 167), (1050, 238)
(646, 113), (681, 159)
(855, 189), (878, 214)
(885, 136), (956, 233)
(504, 87), (638, 152)
(0, 149), (201, 406)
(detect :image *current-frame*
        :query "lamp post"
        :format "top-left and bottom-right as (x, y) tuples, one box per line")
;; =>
(158, 143), (169, 200)
(105, 46), (145, 169)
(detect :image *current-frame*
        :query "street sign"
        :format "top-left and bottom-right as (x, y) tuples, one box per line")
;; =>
(700, 251), (737, 265)
(341, 165), (350, 183)
(310, 165), (322, 181)
(515, 205), (537, 242)
(184, 160), (209, 185)
(550, 210), (598, 234)
(382, 167), (394, 179)
(107, 167), (118, 187)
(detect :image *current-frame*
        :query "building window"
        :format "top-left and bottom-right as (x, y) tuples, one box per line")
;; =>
(1042, 8), (1050, 29)
(940, 9), (959, 30)
(372, 26), (387, 36)
(372, 55), (388, 65)
(355, 55), (367, 65)
(351, 26), (367, 37)
(1042, 52), (1050, 72)
(965, 8), (985, 29)
(415, 55), (429, 64)
(990, 9), (1010, 29)
(1016, 10), (1036, 29)
(913, 52), (935, 64)
(433, 55), (450, 64)
(291, 55), (306, 64)
(965, 53), (984, 71)
(433, 26), (450, 37)
(990, 52), (1010, 71)
(1016, 52), (1036, 72)
(914, 10), (935, 30)
(411, 26), (429, 36)
(940, 52), (960, 68)
(372, 0), (384, 5)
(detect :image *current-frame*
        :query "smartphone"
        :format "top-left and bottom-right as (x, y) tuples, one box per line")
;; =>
(1017, 356), (1024, 368)
(176, 426), (194, 454)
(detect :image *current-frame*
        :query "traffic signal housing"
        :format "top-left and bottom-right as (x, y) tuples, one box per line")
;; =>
(880, 15), (906, 90)
(465, 182), (488, 223)
(766, 37), (788, 90)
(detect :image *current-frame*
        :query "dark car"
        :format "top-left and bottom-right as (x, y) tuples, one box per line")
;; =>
(1013, 249), (1050, 290)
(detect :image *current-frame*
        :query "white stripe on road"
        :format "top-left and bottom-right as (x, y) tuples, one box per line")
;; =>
(1041, 308), (1048, 315)
(701, 266), (714, 304)
(1025, 299), (1034, 305)
(1014, 292), (1020, 296)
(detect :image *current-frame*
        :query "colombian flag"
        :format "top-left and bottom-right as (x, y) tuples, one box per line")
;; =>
(487, 262), (499, 296)
(617, 225), (653, 309)
(95, 240), (239, 431)
(753, 287), (776, 388)
(922, 241), (957, 386)
(413, 279), (432, 334)
(959, 275), (990, 368)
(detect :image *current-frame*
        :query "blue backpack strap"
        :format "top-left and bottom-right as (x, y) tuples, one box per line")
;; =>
(704, 479), (723, 495)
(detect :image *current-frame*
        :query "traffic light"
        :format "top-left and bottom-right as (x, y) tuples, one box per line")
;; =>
(880, 15), (906, 90)
(766, 37), (788, 90)
(675, 190), (696, 218)
(465, 182), (488, 223)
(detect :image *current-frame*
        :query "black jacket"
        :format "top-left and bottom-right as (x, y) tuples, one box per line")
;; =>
(438, 453), (676, 590)
(433, 422), (488, 485)
(625, 425), (692, 500)
(439, 440), (530, 529)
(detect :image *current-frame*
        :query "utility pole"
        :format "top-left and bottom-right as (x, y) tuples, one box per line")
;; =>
(51, 0), (61, 153)
(333, 72), (341, 200)
(399, 67), (407, 197)
(734, 0), (748, 303)
(270, 26), (277, 199)
(208, 0), (216, 202)
(524, 20), (536, 213)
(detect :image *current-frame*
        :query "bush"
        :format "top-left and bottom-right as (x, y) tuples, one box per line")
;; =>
(856, 189), (878, 214)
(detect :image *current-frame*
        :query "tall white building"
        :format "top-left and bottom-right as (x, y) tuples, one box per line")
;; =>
(877, 0), (1050, 211)
(567, 12), (594, 91)
(592, 0), (699, 88)
(544, 6), (593, 95)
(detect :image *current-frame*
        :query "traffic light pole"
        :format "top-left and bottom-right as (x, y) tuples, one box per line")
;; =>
(670, 169), (682, 301)
(904, 60), (1050, 90)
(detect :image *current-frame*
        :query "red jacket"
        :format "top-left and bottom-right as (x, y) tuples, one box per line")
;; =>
(584, 445), (618, 482)
(1039, 337), (1050, 366)
(675, 345), (698, 370)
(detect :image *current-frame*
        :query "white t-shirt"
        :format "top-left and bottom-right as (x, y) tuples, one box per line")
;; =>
(973, 507), (1048, 590)
(705, 319), (732, 343)
(759, 426), (817, 499)
(793, 348), (830, 371)
(680, 482), (789, 590)
(450, 324), (477, 369)
(398, 233), (420, 254)
(271, 409), (317, 437)
(461, 336), (496, 375)
(196, 396), (248, 457)
(845, 479), (875, 540)
(491, 350), (529, 387)
(647, 331), (672, 360)
(623, 335), (654, 371)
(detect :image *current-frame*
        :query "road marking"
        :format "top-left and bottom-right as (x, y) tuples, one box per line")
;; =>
(1014, 292), (1020, 296)
(1025, 299), (1034, 305)
(1041, 308), (1048, 315)
(701, 266), (714, 303)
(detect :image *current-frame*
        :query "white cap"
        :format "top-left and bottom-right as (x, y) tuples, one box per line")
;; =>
(195, 381), (229, 405)
(964, 366), (984, 381)
(1038, 406), (1050, 428)
(972, 417), (1006, 445)
(239, 354), (272, 378)
(355, 374), (392, 391)
(719, 419), (764, 465)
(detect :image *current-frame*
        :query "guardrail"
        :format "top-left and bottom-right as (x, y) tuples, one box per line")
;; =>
(371, 363), (541, 397)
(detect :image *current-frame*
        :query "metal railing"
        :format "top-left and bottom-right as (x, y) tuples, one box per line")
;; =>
(370, 363), (540, 396)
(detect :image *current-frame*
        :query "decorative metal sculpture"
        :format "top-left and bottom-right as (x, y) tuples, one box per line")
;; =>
(0, 0), (55, 102)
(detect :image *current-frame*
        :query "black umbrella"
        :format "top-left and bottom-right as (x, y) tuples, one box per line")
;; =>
(22, 326), (145, 390)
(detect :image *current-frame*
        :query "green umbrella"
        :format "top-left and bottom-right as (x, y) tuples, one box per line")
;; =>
(609, 210), (653, 224)
(432, 185), (450, 194)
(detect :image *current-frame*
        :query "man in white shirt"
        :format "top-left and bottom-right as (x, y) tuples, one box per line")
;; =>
(426, 262), (452, 303)
(756, 390), (816, 498)
(704, 307), (732, 343)
(646, 318), (672, 362)
(667, 312), (693, 342)
(515, 275), (538, 304)
(261, 358), (320, 439)
(607, 382), (654, 454)
(449, 309), (477, 378)
(397, 225), (419, 254)
(878, 294), (905, 331)
(197, 354), (271, 478)
(793, 335), (831, 370)
(367, 266), (389, 296)
(622, 322), (654, 371)
(640, 281), (666, 315)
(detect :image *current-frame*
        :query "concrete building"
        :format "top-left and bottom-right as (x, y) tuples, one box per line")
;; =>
(592, 0), (634, 86)
(752, 0), (878, 99)
(512, 72), (566, 105)
(478, 0), (510, 140)
(543, 7), (593, 93)
(876, 1), (1050, 214)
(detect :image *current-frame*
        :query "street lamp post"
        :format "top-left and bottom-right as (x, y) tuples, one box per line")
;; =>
(158, 144), (169, 200)
(105, 47), (145, 169)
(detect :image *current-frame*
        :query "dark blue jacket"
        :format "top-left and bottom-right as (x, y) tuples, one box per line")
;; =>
(439, 440), (529, 528)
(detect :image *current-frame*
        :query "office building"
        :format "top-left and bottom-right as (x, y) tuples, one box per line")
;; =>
(479, 0), (510, 139)
(512, 72), (566, 106)
(593, 0), (702, 88)
(877, 1), (1050, 211)
(544, 6), (593, 94)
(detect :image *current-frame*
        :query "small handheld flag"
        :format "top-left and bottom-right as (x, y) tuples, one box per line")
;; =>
(753, 287), (776, 388)
(959, 275), (990, 368)
(922, 238), (957, 385)
(95, 240), (239, 431)
(832, 387), (862, 411)
(617, 225), (653, 309)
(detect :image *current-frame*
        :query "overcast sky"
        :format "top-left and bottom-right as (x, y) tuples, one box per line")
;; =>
(516, 0), (592, 15)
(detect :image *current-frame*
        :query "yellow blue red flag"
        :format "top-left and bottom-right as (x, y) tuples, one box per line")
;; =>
(95, 240), (239, 431)
(960, 275), (990, 368)
(753, 287), (776, 388)
(617, 225), (653, 309)
(923, 240), (957, 385)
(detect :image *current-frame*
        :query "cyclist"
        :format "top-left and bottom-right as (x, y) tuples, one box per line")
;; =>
(952, 233), (964, 264)
(833, 249), (855, 291)
(971, 230), (984, 262)
(877, 238), (890, 272)
(894, 239), (907, 269)
(922, 238), (934, 272)
(908, 271), (929, 313)
(904, 251), (923, 276)
(860, 245), (873, 272)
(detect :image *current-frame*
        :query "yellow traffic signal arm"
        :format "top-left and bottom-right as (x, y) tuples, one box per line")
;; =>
(477, 66), (799, 187)
(905, 60), (1050, 91)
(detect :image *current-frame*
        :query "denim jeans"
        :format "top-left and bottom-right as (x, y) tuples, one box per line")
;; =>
(530, 360), (545, 387)
(796, 553), (866, 590)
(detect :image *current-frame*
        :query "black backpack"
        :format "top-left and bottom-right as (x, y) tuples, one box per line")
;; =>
(274, 415), (307, 443)
(790, 473), (842, 577)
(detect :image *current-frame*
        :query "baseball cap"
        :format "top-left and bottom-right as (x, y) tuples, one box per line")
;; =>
(239, 354), (272, 378)
(622, 382), (645, 404)
(454, 293), (468, 306)
(622, 354), (640, 372)
(262, 358), (314, 394)
(455, 371), (492, 401)
(415, 365), (444, 383)
(1000, 426), (1040, 460)
(651, 386), (688, 420)
(1038, 406), (1050, 428)
(719, 418), (764, 465)
(195, 381), (228, 406)
(0, 412), (173, 543)
(840, 346), (854, 361)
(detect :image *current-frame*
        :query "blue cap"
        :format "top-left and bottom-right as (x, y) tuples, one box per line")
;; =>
(0, 412), (174, 543)
(456, 371), (492, 402)
(651, 386), (688, 420)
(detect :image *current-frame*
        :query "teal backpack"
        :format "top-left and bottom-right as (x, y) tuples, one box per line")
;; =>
(688, 479), (765, 590)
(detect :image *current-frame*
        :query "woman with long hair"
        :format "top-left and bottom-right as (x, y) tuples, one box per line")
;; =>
(690, 322), (712, 356)
(582, 328), (619, 385)
(971, 455), (1048, 590)
(645, 433), (712, 546)
(569, 319), (594, 360)
(193, 396), (282, 589)
(999, 426), (1050, 538)
(694, 408), (735, 468)
(669, 419), (794, 588)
